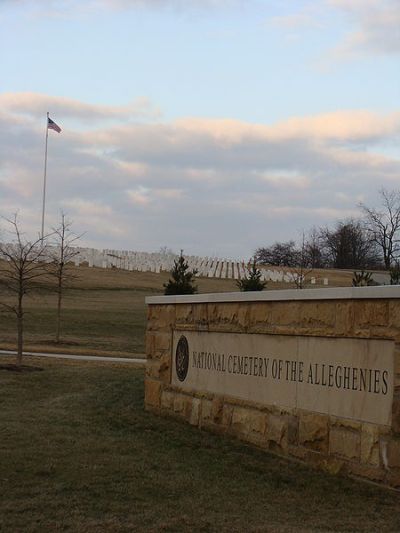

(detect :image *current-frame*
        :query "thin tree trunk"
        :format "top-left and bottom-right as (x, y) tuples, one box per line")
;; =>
(56, 279), (62, 343)
(16, 294), (23, 367)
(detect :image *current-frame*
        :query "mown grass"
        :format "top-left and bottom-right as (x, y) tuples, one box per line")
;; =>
(0, 264), (352, 358)
(0, 359), (399, 532)
(0, 265), (240, 357)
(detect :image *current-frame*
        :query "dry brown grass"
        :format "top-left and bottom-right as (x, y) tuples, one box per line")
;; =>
(0, 359), (399, 533)
(0, 262), (353, 358)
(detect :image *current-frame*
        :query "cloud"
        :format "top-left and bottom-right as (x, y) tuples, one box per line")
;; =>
(3, 0), (243, 17)
(63, 198), (113, 216)
(269, 1), (399, 62)
(257, 171), (311, 190)
(270, 4), (324, 31)
(0, 93), (160, 123)
(174, 111), (400, 144)
(1, 92), (399, 256)
(97, 0), (240, 8)
(127, 186), (151, 206)
(328, 0), (400, 58)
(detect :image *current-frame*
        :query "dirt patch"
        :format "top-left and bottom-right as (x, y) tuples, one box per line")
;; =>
(0, 364), (44, 373)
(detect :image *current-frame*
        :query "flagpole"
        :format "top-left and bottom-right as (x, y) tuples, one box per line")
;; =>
(41, 112), (49, 240)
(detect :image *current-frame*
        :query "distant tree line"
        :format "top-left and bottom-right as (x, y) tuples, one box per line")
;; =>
(255, 189), (400, 271)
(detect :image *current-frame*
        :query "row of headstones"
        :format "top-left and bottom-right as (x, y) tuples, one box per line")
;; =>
(0, 243), (329, 285)
(69, 247), (329, 285)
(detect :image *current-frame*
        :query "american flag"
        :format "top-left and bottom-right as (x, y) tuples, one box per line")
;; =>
(48, 116), (61, 133)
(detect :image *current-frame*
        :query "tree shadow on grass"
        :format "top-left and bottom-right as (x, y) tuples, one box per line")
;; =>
(0, 363), (44, 372)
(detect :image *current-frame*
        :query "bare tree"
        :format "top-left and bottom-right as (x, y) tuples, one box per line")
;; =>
(0, 214), (50, 367)
(288, 233), (313, 289)
(320, 219), (377, 269)
(48, 213), (82, 343)
(359, 189), (400, 269)
(304, 227), (327, 268)
(255, 240), (300, 267)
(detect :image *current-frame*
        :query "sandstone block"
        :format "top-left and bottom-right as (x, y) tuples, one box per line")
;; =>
(189, 398), (201, 426)
(354, 301), (388, 328)
(193, 304), (208, 326)
(371, 326), (396, 340)
(231, 407), (267, 446)
(248, 410), (267, 435)
(395, 346), (400, 374)
(147, 305), (175, 332)
(157, 305), (176, 329)
(266, 414), (287, 450)
(331, 417), (361, 432)
(237, 304), (249, 329)
(173, 395), (185, 414)
(160, 390), (175, 410)
(146, 355), (170, 382)
(222, 404), (234, 427)
(147, 305), (160, 322)
(209, 303), (239, 325)
(270, 302), (300, 327)
(211, 397), (224, 424)
(231, 407), (251, 435)
(287, 415), (299, 445)
(389, 302), (400, 335)
(248, 304), (271, 328)
(159, 353), (171, 381)
(145, 379), (162, 409)
(360, 424), (380, 466)
(301, 302), (335, 328)
(348, 462), (385, 482)
(329, 427), (360, 460)
(392, 387), (400, 434)
(173, 394), (192, 418)
(335, 302), (354, 336)
(299, 413), (329, 452)
(207, 303), (219, 324)
(200, 399), (213, 426)
(175, 304), (193, 324)
(153, 332), (172, 356)
(184, 397), (193, 418)
(145, 360), (157, 378)
(353, 328), (371, 338)
(145, 332), (154, 358)
(323, 458), (345, 475)
(386, 438), (400, 469)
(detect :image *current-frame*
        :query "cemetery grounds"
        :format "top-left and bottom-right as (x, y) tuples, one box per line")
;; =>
(1, 263), (399, 531)
(0, 263), (353, 357)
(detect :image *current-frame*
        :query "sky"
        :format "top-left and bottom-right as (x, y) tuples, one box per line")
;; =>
(0, 0), (399, 258)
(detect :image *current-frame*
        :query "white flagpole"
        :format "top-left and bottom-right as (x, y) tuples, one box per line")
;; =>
(41, 111), (49, 240)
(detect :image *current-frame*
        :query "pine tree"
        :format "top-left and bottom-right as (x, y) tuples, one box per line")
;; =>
(236, 259), (266, 292)
(164, 251), (198, 295)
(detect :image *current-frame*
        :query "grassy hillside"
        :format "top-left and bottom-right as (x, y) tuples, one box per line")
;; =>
(0, 359), (399, 532)
(0, 263), (352, 357)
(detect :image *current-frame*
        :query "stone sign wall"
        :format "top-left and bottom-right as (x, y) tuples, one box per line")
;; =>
(145, 287), (400, 488)
(172, 331), (394, 425)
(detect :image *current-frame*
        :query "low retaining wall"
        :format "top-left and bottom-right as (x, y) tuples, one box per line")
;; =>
(145, 287), (400, 488)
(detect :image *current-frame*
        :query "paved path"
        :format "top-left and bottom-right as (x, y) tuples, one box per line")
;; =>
(0, 349), (146, 365)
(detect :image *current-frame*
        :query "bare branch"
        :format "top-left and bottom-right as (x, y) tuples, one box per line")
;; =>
(359, 188), (400, 269)
(0, 213), (51, 365)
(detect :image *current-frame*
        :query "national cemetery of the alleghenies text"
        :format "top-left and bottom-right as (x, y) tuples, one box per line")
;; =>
(145, 286), (400, 488)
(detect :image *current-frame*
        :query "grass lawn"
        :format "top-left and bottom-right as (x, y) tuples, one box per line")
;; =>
(0, 266), (239, 357)
(0, 264), (352, 358)
(0, 359), (399, 532)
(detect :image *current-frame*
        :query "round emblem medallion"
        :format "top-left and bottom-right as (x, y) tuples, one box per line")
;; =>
(175, 335), (189, 382)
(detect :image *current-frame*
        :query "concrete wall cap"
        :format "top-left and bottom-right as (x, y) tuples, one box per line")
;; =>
(146, 285), (400, 305)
